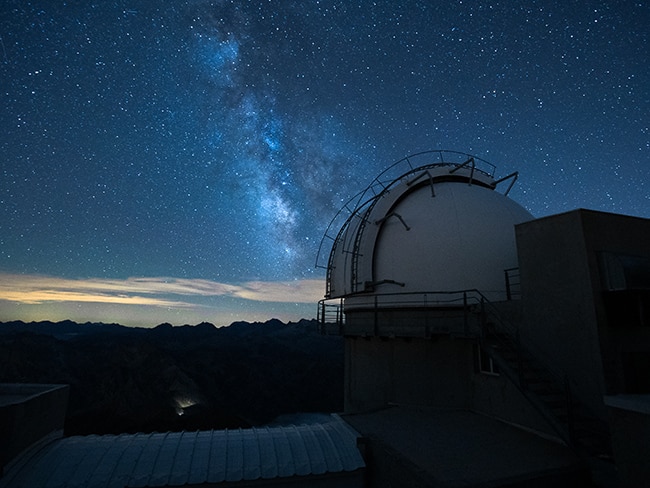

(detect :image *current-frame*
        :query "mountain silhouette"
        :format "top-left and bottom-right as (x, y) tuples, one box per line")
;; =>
(0, 319), (343, 435)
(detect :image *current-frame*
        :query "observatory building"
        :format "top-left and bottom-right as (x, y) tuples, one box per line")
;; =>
(1, 151), (649, 488)
(317, 150), (650, 487)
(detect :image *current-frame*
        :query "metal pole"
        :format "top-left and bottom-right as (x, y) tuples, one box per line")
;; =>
(565, 376), (575, 444)
(374, 295), (379, 336)
(463, 292), (468, 336)
(480, 297), (486, 339)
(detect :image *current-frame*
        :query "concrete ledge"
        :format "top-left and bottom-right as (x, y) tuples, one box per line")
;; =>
(0, 384), (69, 476)
(604, 394), (650, 415)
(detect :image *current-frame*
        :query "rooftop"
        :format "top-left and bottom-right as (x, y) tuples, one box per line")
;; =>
(343, 406), (584, 487)
(0, 415), (365, 488)
(0, 384), (68, 408)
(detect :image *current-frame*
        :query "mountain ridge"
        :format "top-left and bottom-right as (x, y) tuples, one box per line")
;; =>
(0, 318), (343, 435)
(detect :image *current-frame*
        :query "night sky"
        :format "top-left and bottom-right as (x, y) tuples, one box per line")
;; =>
(1, 1), (648, 327)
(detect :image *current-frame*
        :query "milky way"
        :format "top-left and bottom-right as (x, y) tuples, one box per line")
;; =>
(0, 1), (648, 325)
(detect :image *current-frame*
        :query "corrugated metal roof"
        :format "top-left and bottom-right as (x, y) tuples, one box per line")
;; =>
(0, 416), (364, 488)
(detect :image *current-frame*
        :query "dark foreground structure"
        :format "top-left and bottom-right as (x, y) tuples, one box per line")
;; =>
(317, 151), (650, 487)
(2, 151), (649, 487)
(0, 384), (365, 487)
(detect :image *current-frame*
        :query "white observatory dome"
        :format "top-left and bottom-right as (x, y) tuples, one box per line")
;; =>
(319, 151), (533, 306)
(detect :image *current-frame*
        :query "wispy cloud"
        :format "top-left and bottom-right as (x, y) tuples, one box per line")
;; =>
(232, 280), (324, 303)
(0, 274), (324, 307)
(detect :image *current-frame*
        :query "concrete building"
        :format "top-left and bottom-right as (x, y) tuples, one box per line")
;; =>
(516, 209), (650, 487)
(316, 150), (650, 487)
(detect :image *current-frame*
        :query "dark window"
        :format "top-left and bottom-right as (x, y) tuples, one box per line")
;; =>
(599, 252), (650, 291)
(622, 351), (650, 394)
(603, 290), (650, 328)
(476, 346), (499, 375)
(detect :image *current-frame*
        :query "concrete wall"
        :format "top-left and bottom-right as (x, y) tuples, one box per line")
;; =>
(578, 210), (650, 396)
(0, 384), (69, 476)
(343, 333), (558, 440)
(343, 307), (475, 338)
(516, 209), (650, 416)
(344, 337), (471, 413)
(470, 366), (557, 438)
(605, 398), (650, 488)
(515, 210), (607, 416)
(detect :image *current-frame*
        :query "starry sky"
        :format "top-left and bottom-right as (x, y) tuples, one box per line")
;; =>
(1, 1), (648, 327)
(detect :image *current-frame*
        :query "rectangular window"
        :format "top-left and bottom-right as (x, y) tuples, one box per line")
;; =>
(622, 351), (650, 394)
(476, 345), (499, 375)
(599, 251), (650, 291)
(603, 290), (650, 328)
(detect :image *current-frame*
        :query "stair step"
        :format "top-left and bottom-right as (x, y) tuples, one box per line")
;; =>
(574, 433), (613, 459)
(542, 398), (567, 409)
(551, 407), (569, 418)
(554, 413), (570, 425)
(524, 379), (556, 391)
(499, 351), (521, 363)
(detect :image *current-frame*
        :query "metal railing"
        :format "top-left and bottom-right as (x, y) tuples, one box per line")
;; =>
(473, 294), (611, 458)
(314, 150), (519, 297)
(504, 267), (521, 300)
(317, 289), (491, 337)
(317, 298), (344, 334)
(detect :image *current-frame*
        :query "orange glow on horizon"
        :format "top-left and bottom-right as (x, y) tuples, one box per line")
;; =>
(0, 274), (325, 327)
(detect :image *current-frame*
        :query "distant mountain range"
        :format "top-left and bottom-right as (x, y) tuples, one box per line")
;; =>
(0, 319), (343, 435)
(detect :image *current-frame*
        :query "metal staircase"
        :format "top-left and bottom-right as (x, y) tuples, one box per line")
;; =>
(476, 297), (614, 463)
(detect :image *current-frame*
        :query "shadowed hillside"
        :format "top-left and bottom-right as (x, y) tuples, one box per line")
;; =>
(0, 319), (343, 435)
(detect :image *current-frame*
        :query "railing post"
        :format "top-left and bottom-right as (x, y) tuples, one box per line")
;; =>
(480, 297), (486, 340)
(565, 376), (575, 443)
(463, 292), (468, 336)
(318, 300), (323, 334)
(373, 295), (379, 336)
(516, 328), (524, 388)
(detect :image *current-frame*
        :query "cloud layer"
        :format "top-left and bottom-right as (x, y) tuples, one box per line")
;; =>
(0, 274), (324, 307)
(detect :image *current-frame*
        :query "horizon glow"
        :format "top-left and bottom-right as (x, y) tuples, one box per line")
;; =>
(0, 274), (323, 327)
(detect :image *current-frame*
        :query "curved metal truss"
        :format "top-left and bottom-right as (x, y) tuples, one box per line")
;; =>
(315, 150), (520, 298)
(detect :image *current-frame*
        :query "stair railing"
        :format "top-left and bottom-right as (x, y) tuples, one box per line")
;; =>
(475, 292), (611, 459)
